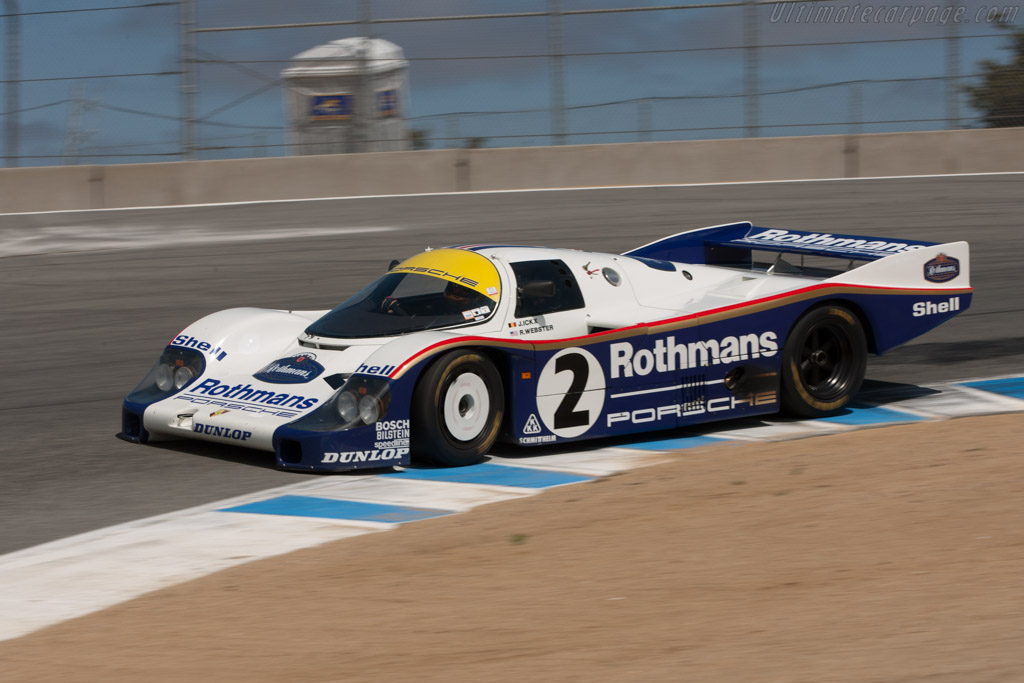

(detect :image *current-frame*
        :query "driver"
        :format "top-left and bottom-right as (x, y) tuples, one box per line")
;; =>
(443, 281), (479, 313)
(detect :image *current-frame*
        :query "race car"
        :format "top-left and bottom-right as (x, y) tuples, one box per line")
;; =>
(120, 222), (971, 472)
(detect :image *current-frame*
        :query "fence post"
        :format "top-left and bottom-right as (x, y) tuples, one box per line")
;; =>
(849, 81), (863, 136)
(944, 0), (960, 129)
(743, 0), (759, 137)
(4, 0), (20, 167)
(548, 0), (567, 145)
(180, 0), (197, 160)
(356, 0), (374, 153)
(446, 114), (460, 149)
(638, 99), (652, 142)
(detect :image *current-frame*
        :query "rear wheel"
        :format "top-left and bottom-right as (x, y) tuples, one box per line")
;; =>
(411, 350), (504, 467)
(781, 305), (867, 417)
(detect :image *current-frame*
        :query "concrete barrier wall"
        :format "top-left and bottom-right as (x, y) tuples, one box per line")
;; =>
(1, 128), (1021, 214)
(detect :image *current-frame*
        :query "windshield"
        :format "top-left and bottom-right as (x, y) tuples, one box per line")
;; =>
(306, 249), (501, 339)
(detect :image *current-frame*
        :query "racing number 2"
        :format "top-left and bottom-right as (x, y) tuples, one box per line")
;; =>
(536, 348), (606, 439)
(552, 352), (590, 429)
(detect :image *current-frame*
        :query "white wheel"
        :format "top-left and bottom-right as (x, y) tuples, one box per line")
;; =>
(412, 350), (504, 467)
(442, 372), (490, 442)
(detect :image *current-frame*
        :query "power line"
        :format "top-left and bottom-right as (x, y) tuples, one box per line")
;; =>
(3, 110), (1000, 162)
(188, 0), (1011, 33)
(95, 102), (283, 130)
(1, 151), (182, 160)
(0, 71), (179, 84)
(0, 2), (174, 18)
(405, 73), (987, 119)
(193, 49), (283, 123)
(192, 3), (805, 33)
(199, 81), (282, 123)
(196, 32), (1008, 65)
(2, 99), (68, 115)
(96, 103), (181, 122)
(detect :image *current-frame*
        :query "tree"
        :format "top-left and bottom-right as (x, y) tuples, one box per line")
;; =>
(967, 25), (1024, 128)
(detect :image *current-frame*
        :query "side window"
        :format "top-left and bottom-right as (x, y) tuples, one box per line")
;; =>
(511, 259), (585, 318)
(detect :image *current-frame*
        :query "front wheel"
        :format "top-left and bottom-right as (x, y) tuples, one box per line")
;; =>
(780, 305), (867, 417)
(411, 350), (504, 467)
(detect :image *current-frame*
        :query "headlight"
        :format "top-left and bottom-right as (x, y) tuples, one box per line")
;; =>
(155, 364), (175, 392)
(285, 376), (391, 433)
(337, 391), (359, 422)
(173, 365), (195, 390)
(126, 346), (206, 404)
(358, 395), (381, 424)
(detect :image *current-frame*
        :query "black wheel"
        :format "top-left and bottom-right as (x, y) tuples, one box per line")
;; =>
(780, 305), (867, 417)
(411, 349), (504, 467)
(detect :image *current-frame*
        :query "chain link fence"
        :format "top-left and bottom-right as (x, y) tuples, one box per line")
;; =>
(2, 0), (1021, 166)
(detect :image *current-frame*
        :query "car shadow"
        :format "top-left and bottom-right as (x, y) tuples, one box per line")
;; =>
(490, 378), (938, 461)
(855, 378), (942, 404)
(135, 438), (281, 471)
(125, 378), (937, 473)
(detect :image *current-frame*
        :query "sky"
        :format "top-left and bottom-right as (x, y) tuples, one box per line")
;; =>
(1, 0), (1019, 165)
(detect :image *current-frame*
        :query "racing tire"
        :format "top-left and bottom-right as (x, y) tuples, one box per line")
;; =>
(780, 305), (867, 418)
(411, 349), (504, 467)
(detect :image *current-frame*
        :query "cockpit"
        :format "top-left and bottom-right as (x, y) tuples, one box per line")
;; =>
(305, 249), (501, 339)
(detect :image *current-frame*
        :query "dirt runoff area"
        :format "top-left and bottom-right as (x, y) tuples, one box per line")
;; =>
(4, 414), (1024, 683)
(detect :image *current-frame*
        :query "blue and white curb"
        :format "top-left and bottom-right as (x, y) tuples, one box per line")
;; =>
(1, 374), (1022, 641)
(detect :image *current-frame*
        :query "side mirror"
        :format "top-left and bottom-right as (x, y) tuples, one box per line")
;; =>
(519, 280), (556, 297)
(387, 259), (400, 271)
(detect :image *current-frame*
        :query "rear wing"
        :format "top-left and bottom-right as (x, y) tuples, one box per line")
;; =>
(626, 221), (937, 264)
(626, 221), (970, 288)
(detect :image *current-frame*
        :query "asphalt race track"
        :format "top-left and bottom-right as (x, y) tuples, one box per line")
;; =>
(1, 173), (1021, 555)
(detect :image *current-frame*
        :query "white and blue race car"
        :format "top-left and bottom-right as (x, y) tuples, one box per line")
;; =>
(121, 222), (971, 471)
